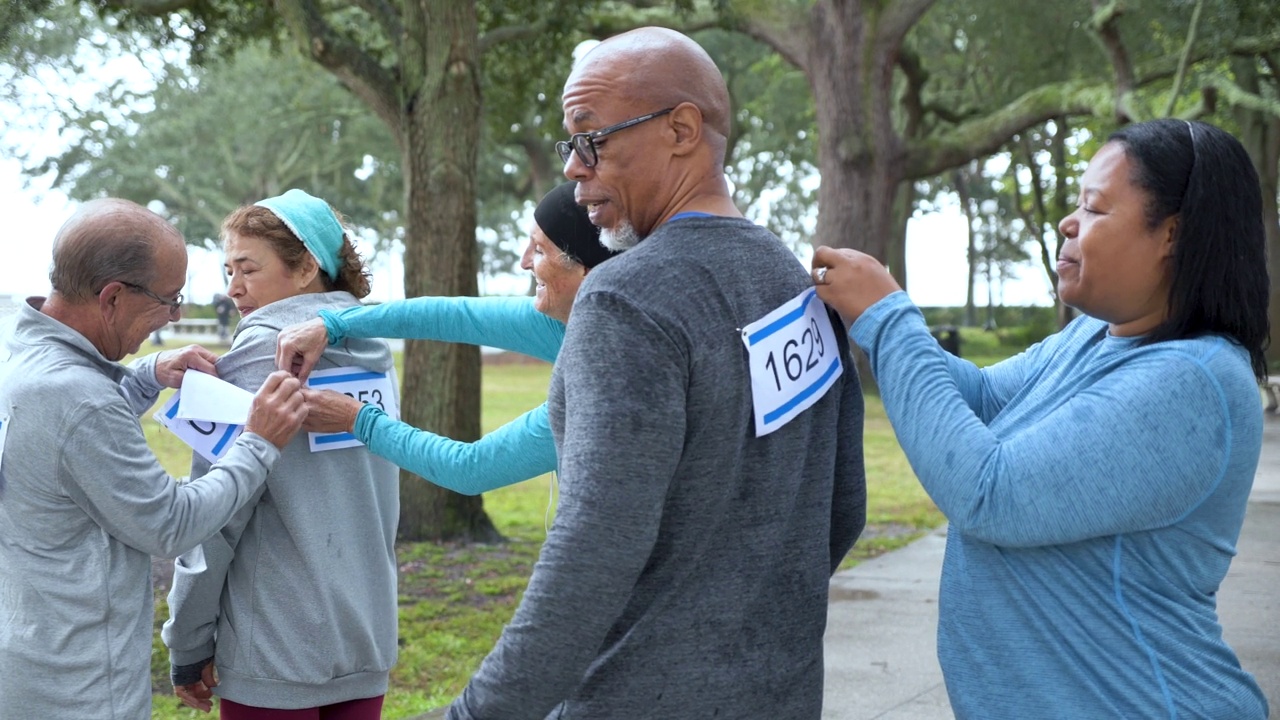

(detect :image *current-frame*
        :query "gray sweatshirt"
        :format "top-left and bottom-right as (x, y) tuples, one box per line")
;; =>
(162, 291), (400, 709)
(0, 298), (280, 720)
(449, 216), (868, 719)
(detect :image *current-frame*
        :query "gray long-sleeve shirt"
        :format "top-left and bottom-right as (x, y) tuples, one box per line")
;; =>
(449, 216), (867, 719)
(0, 299), (280, 720)
(163, 291), (401, 709)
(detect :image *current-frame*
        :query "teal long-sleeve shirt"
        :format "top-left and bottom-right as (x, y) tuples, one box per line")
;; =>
(321, 296), (564, 495)
(851, 291), (1267, 720)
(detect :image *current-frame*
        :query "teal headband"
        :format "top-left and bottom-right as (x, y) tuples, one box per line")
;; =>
(254, 189), (343, 280)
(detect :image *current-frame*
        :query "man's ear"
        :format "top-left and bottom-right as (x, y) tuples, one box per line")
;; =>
(98, 281), (125, 319)
(669, 102), (703, 157)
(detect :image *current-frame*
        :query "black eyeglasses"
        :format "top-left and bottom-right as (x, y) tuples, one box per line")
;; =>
(120, 281), (184, 311)
(555, 107), (676, 168)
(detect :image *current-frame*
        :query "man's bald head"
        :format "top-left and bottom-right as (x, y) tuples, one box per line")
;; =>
(572, 27), (731, 150)
(49, 198), (185, 303)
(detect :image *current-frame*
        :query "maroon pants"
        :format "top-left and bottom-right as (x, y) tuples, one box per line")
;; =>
(219, 695), (384, 720)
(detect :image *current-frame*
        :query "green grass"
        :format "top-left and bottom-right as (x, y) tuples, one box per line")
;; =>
(142, 339), (1020, 719)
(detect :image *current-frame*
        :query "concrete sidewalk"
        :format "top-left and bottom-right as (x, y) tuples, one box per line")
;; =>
(821, 419), (1280, 719)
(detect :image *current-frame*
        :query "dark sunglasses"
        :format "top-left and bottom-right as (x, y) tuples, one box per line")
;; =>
(555, 107), (676, 168)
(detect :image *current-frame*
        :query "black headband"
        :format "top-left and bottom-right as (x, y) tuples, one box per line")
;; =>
(533, 182), (619, 269)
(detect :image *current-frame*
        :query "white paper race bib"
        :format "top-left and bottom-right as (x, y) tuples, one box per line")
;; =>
(154, 393), (245, 463)
(741, 288), (843, 437)
(305, 366), (400, 452)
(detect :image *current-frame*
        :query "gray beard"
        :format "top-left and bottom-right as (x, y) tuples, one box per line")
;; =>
(600, 221), (641, 252)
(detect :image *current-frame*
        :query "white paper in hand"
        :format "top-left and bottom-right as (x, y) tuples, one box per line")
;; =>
(174, 370), (254, 425)
(154, 392), (245, 464)
(154, 371), (251, 463)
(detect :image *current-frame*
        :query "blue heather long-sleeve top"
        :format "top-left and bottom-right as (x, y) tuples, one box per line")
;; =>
(851, 292), (1267, 720)
(319, 296), (563, 495)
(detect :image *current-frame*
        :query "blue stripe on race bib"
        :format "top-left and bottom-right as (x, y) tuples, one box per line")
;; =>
(211, 424), (241, 456)
(315, 432), (357, 445)
(310, 371), (384, 386)
(763, 355), (842, 424)
(747, 289), (817, 346)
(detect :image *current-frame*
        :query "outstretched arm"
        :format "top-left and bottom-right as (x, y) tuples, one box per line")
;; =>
(853, 292), (1235, 547)
(279, 296), (564, 379)
(302, 389), (557, 494)
(357, 403), (557, 494)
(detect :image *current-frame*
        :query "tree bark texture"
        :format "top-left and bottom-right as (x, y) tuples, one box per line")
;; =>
(396, 0), (499, 542)
(805, 0), (910, 260)
(1232, 58), (1280, 369)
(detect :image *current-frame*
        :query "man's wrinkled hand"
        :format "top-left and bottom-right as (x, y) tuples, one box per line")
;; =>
(154, 345), (220, 388)
(245, 371), (308, 449)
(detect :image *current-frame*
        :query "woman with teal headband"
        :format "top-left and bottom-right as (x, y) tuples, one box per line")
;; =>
(275, 181), (618, 495)
(162, 189), (400, 720)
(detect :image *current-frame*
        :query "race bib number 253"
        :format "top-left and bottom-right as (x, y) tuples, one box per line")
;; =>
(741, 288), (842, 437)
(306, 366), (400, 452)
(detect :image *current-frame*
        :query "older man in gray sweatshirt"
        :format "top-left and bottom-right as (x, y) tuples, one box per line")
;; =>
(0, 198), (308, 720)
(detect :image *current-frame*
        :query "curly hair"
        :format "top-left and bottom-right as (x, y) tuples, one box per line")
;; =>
(220, 204), (372, 299)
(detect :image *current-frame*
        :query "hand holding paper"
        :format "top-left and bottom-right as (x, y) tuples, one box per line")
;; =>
(174, 370), (254, 425)
(154, 345), (220, 388)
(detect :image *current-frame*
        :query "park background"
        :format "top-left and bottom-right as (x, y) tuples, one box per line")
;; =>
(4, 0), (1280, 716)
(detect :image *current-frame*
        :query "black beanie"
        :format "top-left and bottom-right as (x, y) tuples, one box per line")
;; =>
(533, 182), (619, 269)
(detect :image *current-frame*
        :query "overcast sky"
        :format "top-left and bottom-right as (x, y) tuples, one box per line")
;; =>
(0, 159), (1055, 308)
(0, 33), (1055, 309)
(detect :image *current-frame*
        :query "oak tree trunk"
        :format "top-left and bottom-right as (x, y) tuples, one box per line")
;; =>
(397, 0), (500, 542)
(1232, 58), (1280, 371)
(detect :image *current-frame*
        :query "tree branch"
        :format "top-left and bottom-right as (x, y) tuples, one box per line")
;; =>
(479, 21), (547, 54)
(109, 0), (194, 13)
(1210, 75), (1280, 119)
(582, 2), (723, 41)
(922, 101), (981, 124)
(908, 28), (1280, 180)
(1013, 135), (1059, 291)
(1164, 0), (1204, 117)
(272, 0), (403, 148)
(350, 0), (402, 42)
(1088, 0), (1139, 122)
(897, 44), (927, 139)
(875, 0), (940, 50)
(905, 80), (1112, 179)
(732, 5), (810, 71)
(1134, 32), (1280, 86)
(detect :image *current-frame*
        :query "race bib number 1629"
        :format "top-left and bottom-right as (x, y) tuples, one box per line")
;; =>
(741, 288), (842, 437)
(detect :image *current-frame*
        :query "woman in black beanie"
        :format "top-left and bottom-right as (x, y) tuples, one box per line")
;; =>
(273, 182), (619, 495)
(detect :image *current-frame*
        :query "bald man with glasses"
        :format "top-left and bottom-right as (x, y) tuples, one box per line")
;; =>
(0, 198), (309, 720)
(448, 28), (866, 720)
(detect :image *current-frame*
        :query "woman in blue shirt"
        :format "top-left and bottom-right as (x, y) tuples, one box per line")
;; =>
(812, 119), (1269, 719)
(276, 182), (617, 495)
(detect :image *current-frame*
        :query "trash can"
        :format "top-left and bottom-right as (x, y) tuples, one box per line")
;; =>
(930, 325), (962, 357)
